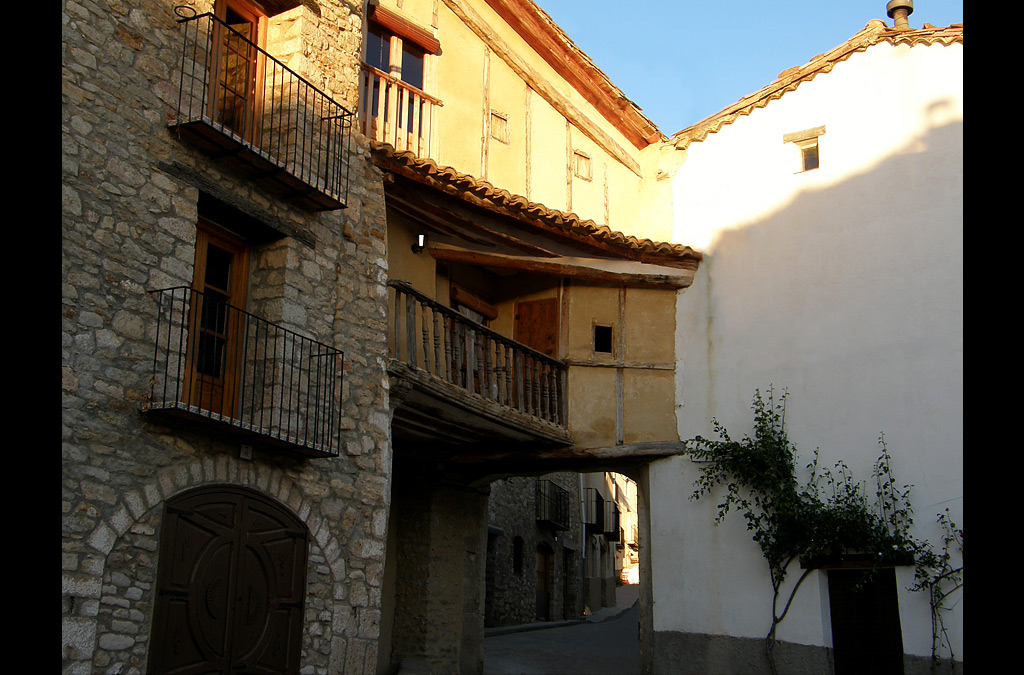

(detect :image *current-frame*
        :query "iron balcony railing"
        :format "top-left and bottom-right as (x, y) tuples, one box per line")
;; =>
(146, 287), (344, 457)
(389, 281), (568, 427)
(169, 8), (353, 210)
(536, 479), (570, 530)
(583, 488), (605, 534)
(604, 502), (621, 542)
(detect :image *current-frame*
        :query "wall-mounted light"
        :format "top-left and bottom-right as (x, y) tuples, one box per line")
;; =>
(411, 233), (427, 253)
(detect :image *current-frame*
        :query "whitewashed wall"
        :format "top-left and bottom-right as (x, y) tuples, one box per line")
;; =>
(651, 39), (963, 660)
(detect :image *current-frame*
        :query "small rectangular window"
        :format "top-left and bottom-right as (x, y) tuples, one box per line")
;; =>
(801, 142), (819, 171)
(783, 126), (825, 173)
(573, 150), (592, 181)
(490, 110), (509, 144)
(594, 325), (613, 354)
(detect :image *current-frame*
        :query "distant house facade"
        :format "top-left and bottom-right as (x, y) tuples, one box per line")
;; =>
(647, 18), (963, 674)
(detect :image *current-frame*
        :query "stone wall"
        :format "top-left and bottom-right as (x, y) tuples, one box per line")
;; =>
(62, 1), (391, 673)
(485, 472), (583, 627)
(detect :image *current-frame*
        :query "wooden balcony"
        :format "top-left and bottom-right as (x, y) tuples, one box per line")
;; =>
(168, 10), (353, 211)
(144, 287), (344, 458)
(358, 64), (441, 157)
(388, 281), (570, 451)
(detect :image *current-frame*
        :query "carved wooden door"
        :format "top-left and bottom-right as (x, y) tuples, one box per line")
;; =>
(149, 487), (308, 674)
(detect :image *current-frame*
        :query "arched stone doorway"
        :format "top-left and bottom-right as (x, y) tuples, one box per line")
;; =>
(148, 485), (309, 674)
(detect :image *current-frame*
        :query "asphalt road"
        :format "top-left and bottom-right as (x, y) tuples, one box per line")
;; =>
(483, 601), (641, 675)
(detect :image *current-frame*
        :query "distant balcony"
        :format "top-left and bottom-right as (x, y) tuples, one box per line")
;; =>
(583, 488), (605, 535)
(388, 282), (568, 446)
(169, 9), (353, 211)
(144, 287), (344, 457)
(604, 502), (621, 542)
(358, 64), (441, 158)
(536, 480), (570, 530)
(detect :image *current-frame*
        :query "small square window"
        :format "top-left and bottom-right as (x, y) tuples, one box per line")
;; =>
(573, 150), (592, 181)
(490, 110), (509, 144)
(594, 325), (613, 354)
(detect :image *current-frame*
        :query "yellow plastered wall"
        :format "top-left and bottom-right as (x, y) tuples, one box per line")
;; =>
(368, 0), (651, 231)
(565, 283), (679, 447)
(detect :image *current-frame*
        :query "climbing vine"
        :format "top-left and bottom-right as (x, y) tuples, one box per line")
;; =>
(688, 388), (961, 674)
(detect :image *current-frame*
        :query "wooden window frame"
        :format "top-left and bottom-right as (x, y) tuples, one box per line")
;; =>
(573, 149), (592, 181)
(489, 109), (510, 145)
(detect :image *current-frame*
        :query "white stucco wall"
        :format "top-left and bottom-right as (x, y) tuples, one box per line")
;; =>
(650, 39), (963, 659)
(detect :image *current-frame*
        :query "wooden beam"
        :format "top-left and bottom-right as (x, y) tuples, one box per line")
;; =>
(386, 190), (560, 257)
(428, 245), (694, 289)
(562, 358), (675, 371)
(441, 0), (643, 177)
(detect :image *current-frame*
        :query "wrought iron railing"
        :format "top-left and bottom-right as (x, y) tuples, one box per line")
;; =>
(358, 64), (441, 157)
(536, 479), (570, 530)
(169, 8), (353, 209)
(389, 281), (568, 427)
(584, 488), (605, 533)
(146, 287), (344, 456)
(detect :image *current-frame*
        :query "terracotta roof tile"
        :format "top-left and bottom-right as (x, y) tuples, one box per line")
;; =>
(370, 141), (701, 266)
(670, 21), (963, 149)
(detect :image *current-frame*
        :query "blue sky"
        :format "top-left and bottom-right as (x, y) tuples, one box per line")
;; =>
(537, 1), (964, 136)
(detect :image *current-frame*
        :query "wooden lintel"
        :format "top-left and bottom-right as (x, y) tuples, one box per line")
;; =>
(448, 440), (687, 473)
(562, 359), (675, 371)
(442, 0), (643, 176)
(428, 246), (694, 289)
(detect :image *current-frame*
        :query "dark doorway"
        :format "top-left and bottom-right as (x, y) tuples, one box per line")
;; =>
(536, 543), (553, 621)
(828, 568), (905, 675)
(149, 486), (308, 674)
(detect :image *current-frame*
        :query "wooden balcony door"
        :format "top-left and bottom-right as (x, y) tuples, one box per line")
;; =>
(189, 220), (250, 416)
(211, 0), (267, 143)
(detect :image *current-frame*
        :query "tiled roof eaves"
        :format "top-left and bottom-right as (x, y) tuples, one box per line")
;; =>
(670, 21), (964, 149)
(370, 142), (701, 266)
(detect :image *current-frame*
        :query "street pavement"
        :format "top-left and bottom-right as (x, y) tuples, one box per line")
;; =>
(483, 585), (641, 675)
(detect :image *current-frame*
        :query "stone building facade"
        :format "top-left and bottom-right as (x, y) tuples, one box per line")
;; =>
(62, 1), (394, 673)
(484, 472), (583, 626)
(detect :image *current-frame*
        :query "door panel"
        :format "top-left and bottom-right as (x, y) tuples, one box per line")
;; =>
(514, 298), (558, 358)
(189, 221), (249, 416)
(828, 568), (905, 675)
(150, 487), (308, 675)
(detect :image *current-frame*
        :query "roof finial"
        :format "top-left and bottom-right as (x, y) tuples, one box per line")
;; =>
(886, 1), (914, 28)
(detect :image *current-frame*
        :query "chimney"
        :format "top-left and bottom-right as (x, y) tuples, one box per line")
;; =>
(886, 1), (914, 28)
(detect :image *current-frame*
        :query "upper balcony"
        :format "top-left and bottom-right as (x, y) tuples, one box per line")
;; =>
(388, 281), (570, 451)
(357, 64), (441, 159)
(168, 9), (353, 211)
(536, 479), (571, 531)
(144, 286), (344, 458)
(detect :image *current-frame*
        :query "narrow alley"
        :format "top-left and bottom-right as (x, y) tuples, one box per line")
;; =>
(484, 585), (640, 675)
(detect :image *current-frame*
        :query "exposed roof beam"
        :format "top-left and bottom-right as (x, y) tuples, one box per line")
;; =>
(386, 191), (560, 257)
(428, 244), (695, 289)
